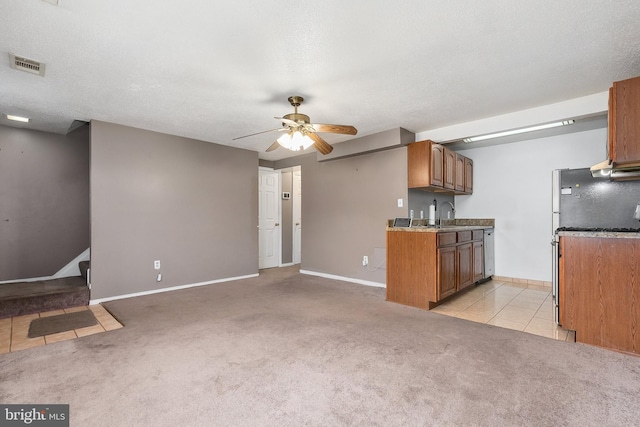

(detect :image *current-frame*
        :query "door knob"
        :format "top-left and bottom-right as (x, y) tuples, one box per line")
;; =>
(275, 223), (280, 226)
(295, 222), (300, 225)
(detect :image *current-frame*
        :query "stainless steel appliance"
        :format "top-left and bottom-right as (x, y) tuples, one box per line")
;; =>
(551, 168), (640, 325)
(483, 228), (494, 280)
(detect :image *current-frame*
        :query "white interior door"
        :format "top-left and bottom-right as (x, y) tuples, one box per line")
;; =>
(292, 168), (302, 265)
(259, 169), (280, 269)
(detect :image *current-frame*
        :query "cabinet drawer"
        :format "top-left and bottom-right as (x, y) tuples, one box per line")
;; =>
(472, 230), (484, 241)
(457, 231), (472, 243)
(437, 232), (457, 246)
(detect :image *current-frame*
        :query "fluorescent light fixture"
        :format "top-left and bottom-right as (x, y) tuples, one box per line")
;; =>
(6, 114), (30, 123)
(463, 120), (575, 143)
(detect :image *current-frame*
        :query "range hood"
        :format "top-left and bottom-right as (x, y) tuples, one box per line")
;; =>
(590, 159), (640, 180)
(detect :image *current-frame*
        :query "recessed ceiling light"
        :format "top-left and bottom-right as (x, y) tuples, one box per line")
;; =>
(6, 114), (30, 123)
(463, 120), (575, 143)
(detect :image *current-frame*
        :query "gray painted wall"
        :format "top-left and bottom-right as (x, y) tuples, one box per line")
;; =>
(275, 148), (408, 284)
(0, 124), (90, 281)
(408, 190), (455, 222)
(90, 121), (258, 300)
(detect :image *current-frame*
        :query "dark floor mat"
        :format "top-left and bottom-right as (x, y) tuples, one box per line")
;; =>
(28, 310), (98, 338)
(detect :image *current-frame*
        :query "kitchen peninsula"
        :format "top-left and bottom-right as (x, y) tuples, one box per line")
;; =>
(386, 219), (494, 310)
(559, 229), (640, 355)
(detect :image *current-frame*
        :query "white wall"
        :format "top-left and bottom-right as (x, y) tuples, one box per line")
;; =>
(454, 128), (606, 282)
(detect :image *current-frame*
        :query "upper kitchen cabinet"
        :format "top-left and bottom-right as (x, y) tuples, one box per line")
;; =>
(443, 148), (456, 190)
(464, 157), (473, 194)
(608, 75), (640, 165)
(407, 140), (473, 195)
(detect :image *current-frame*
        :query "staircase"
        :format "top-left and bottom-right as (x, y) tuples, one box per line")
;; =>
(0, 262), (90, 319)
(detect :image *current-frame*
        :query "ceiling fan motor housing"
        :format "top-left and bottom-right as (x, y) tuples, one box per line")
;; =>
(282, 113), (310, 125)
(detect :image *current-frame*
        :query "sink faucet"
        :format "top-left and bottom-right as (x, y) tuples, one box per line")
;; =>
(441, 201), (456, 220)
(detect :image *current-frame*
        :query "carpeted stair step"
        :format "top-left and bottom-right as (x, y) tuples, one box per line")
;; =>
(0, 276), (90, 319)
(79, 261), (90, 282)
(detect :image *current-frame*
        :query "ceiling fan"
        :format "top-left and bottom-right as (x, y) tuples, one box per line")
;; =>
(233, 96), (357, 155)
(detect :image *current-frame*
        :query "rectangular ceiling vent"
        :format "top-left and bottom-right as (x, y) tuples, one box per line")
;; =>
(9, 53), (46, 77)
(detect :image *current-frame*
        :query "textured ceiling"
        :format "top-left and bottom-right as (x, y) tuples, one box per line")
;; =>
(1, 0), (640, 160)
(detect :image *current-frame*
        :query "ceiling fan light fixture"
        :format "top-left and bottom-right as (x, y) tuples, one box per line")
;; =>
(277, 130), (314, 151)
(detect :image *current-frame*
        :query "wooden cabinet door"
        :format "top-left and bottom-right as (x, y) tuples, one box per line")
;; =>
(408, 140), (431, 188)
(454, 153), (465, 193)
(457, 242), (473, 290)
(437, 246), (457, 300)
(431, 143), (444, 187)
(464, 157), (473, 194)
(610, 76), (640, 164)
(443, 147), (455, 190)
(472, 241), (484, 283)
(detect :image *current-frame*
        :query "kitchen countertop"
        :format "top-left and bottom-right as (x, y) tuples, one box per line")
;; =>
(557, 230), (640, 239)
(387, 218), (494, 232)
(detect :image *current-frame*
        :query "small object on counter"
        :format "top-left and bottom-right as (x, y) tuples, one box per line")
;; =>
(429, 204), (436, 226)
(410, 209), (414, 219)
(634, 203), (640, 221)
(420, 210), (424, 219)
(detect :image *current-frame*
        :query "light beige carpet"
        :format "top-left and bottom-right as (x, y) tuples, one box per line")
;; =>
(1, 266), (639, 426)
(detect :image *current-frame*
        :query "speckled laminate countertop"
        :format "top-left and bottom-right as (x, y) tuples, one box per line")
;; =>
(386, 218), (494, 232)
(557, 231), (640, 239)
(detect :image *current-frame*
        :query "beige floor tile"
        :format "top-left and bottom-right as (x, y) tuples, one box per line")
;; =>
(39, 309), (67, 318)
(11, 336), (45, 352)
(75, 324), (106, 337)
(431, 305), (462, 316)
(487, 317), (527, 331)
(520, 288), (551, 299)
(534, 306), (554, 320)
(455, 310), (495, 323)
(101, 321), (123, 331)
(64, 306), (88, 313)
(462, 301), (505, 317)
(524, 317), (569, 340)
(492, 306), (537, 323)
(508, 298), (545, 311)
(45, 330), (77, 344)
(12, 313), (40, 327)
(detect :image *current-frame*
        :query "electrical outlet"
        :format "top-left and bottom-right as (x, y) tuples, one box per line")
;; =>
(363, 256), (368, 266)
(397, 198), (403, 208)
(154, 260), (161, 270)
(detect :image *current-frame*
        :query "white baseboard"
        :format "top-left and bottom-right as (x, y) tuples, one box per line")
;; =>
(299, 269), (386, 288)
(90, 273), (259, 305)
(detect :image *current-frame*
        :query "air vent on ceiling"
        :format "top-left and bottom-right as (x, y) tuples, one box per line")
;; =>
(9, 53), (46, 77)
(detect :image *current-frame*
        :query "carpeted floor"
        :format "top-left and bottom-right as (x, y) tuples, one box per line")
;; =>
(1, 266), (639, 426)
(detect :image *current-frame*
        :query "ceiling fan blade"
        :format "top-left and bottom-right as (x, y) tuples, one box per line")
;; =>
(307, 132), (333, 155)
(265, 141), (280, 152)
(232, 128), (286, 141)
(311, 124), (357, 135)
(275, 117), (299, 127)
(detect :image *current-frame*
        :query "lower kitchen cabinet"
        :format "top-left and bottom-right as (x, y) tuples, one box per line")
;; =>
(559, 234), (640, 355)
(437, 246), (457, 300)
(387, 228), (486, 310)
(457, 242), (474, 290)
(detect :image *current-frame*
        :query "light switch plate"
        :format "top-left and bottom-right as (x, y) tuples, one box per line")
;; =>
(397, 198), (403, 208)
